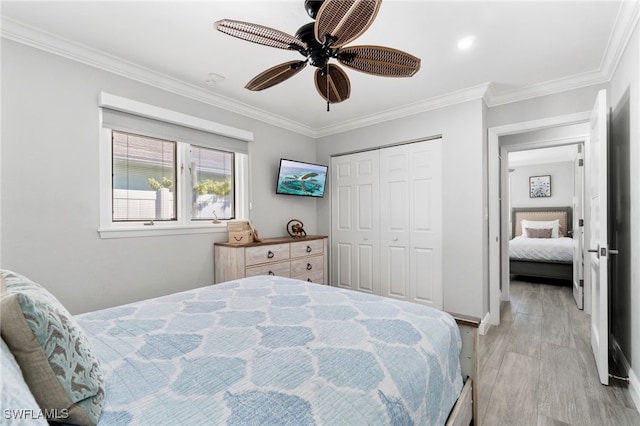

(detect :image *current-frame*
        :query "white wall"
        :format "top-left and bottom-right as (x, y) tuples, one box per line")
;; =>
(0, 39), (318, 314)
(316, 100), (486, 318)
(509, 161), (574, 209)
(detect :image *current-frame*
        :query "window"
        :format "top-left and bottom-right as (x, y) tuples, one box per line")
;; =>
(112, 131), (177, 222)
(98, 93), (252, 238)
(190, 145), (235, 221)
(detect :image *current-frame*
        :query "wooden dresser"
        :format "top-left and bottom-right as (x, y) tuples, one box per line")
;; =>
(214, 235), (328, 284)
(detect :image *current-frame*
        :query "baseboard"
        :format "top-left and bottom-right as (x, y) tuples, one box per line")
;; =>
(479, 312), (491, 335)
(630, 368), (640, 414)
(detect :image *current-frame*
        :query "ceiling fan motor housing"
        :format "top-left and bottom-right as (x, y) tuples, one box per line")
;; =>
(304, 0), (325, 19)
(295, 22), (336, 69)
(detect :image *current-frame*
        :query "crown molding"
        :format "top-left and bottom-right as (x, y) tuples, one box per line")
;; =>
(601, 0), (640, 80)
(2, 0), (637, 138)
(0, 17), (318, 138)
(483, 69), (609, 108)
(484, 0), (639, 108)
(316, 83), (491, 137)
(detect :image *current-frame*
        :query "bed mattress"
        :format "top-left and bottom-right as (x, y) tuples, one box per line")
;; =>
(509, 236), (574, 263)
(76, 275), (463, 425)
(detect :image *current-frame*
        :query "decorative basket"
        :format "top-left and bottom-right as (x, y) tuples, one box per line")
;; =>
(227, 220), (255, 245)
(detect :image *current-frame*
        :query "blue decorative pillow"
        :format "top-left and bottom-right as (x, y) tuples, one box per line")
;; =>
(0, 271), (104, 425)
(1, 337), (49, 425)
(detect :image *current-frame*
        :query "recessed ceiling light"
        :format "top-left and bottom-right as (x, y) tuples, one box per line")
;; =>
(457, 36), (476, 50)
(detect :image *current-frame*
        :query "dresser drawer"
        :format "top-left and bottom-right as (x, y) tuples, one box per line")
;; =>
(291, 239), (324, 258)
(293, 269), (324, 284)
(245, 243), (290, 266)
(245, 261), (291, 278)
(291, 255), (324, 277)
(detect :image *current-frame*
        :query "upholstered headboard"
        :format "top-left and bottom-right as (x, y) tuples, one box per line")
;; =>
(512, 207), (573, 237)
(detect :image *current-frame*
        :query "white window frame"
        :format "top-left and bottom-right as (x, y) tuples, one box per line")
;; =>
(97, 93), (252, 239)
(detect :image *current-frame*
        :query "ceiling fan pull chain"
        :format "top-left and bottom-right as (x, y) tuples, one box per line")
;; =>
(326, 63), (330, 112)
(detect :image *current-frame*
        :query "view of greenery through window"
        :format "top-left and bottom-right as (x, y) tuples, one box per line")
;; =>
(112, 131), (234, 222)
(190, 145), (234, 221)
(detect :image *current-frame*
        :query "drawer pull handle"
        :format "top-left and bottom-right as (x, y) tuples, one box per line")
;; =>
(306, 245), (312, 253)
(307, 278), (312, 282)
(267, 251), (275, 259)
(306, 263), (312, 270)
(268, 271), (275, 276)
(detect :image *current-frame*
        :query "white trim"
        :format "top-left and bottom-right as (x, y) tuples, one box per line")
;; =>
(99, 92), (253, 142)
(98, 224), (228, 239)
(479, 312), (492, 336)
(487, 111), (591, 327)
(600, 0), (640, 81)
(630, 368), (640, 414)
(3, 1), (637, 138)
(98, 117), (250, 239)
(316, 83), (490, 138)
(0, 17), (315, 138)
(484, 71), (608, 108)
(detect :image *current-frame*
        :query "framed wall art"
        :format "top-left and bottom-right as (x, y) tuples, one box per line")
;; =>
(529, 175), (551, 198)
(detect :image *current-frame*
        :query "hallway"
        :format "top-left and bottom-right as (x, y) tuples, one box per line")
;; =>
(478, 279), (640, 425)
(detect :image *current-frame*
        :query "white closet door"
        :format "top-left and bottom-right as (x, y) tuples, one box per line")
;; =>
(379, 140), (443, 309)
(331, 150), (380, 294)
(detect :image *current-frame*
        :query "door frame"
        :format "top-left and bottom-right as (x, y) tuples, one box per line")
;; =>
(488, 112), (590, 325)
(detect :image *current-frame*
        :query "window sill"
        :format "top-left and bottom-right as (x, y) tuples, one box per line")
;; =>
(98, 222), (228, 239)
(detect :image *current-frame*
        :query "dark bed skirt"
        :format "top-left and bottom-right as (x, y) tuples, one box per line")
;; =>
(509, 259), (573, 281)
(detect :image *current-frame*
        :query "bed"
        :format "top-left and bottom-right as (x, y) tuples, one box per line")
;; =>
(1, 270), (478, 426)
(509, 207), (574, 281)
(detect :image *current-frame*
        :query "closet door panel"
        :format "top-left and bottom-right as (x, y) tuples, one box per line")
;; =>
(337, 243), (352, 289)
(331, 150), (380, 294)
(387, 246), (408, 298)
(331, 139), (441, 309)
(380, 145), (410, 301)
(413, 247), (435, 303)
(409, 140), (443, 309)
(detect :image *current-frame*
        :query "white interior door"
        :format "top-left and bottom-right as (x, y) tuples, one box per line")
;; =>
(379, 140), (443, 309)
(573, 145), (585, 309)
(586, 89), (609, 385)
(331, 150), (380, 294)
(379, 145), (410, 300)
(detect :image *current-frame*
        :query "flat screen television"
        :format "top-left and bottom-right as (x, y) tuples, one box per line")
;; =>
(276, 158), (328, 198)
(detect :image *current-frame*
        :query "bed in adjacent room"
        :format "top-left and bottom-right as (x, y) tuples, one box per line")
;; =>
(1, 270), (478, 426)
(509, 207), (574, 281)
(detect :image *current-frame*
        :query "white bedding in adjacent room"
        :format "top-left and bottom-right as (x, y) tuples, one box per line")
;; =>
(509, 236), (574, 262)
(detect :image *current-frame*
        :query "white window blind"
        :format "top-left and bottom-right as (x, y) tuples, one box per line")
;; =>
(112, 131), (177, 221)
(101, 109), (248, 154)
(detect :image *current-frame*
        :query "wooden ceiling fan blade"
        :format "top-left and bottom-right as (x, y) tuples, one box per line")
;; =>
(314, 64), (351, 103)
(337, 45), (421, 77)
(314, 0), (382, 48)
(245, 61), (307, 91)
(215, 19), (307, 52)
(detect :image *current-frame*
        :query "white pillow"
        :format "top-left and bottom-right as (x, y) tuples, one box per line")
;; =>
(521, 219), (560, 238)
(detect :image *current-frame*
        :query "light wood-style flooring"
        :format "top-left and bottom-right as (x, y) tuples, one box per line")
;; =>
(478, 278), (640, 425)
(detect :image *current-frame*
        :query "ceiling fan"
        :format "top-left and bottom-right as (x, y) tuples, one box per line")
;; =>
(214, 0), (421, 110)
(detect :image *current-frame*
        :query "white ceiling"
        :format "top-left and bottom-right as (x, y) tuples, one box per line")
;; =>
(509, 145), (578, 167)
(0, 1), (631, 136)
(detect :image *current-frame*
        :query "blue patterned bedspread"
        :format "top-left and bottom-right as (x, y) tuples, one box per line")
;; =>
(76, 276), (462, 425)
